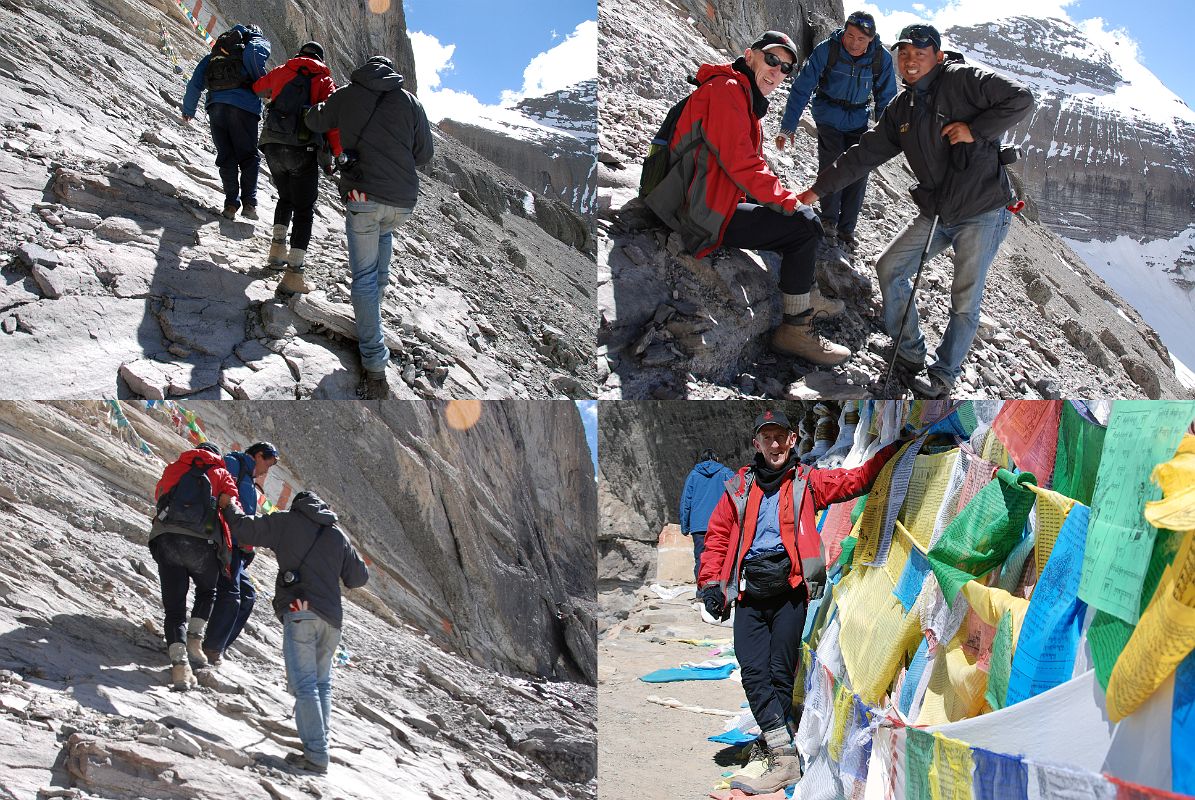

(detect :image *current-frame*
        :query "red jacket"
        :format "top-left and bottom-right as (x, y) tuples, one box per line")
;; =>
(644, 62), (799, 258)
(253, 57), (343, 155)
(699, 442), (902, 605)
(154, 449), (241, 574)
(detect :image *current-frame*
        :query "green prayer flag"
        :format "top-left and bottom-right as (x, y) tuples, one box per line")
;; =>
(1052, 401), (1106, 505)
(905, 725), (935, 800)
(984, 610), (1014, 710)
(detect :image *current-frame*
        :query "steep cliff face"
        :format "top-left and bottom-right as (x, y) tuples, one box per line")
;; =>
(440, 82), (598, 219)
(190, 400), (598, 683)
(0, 400), (596, 798)
(666, 0), (842, 62)
(0, 0), (596, 398)
(948, 16), (1195, 243)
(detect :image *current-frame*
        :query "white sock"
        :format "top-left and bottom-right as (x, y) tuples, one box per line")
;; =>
(782, 293), (811, 316)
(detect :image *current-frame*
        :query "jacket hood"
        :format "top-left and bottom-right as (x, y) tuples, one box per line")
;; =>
(350, 60), (405, 93)
(179, 448), (227, 470)
(284, 56), (332, 77)
(696, 460), (727, 477)
(291, 492), (339, 526)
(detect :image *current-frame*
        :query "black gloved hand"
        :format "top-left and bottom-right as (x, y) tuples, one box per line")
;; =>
(700, 586), (725, 619)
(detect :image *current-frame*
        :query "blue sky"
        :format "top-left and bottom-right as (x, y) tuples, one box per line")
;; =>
(864, 0), (1193, 110)
(576, 401), (598, 476)
(405, 0), (597, 122)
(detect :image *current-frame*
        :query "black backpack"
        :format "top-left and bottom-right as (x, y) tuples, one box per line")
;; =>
(155, 457), (217, 537)
(814, 34), (885, 111)
(265, 68), (318, 145)
(638, 75), (704, 199)
(206, 29), (250, 92)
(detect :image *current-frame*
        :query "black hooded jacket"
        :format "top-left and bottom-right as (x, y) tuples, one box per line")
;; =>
(305, 58), (434, 207)
(811, 52), (1033, 224)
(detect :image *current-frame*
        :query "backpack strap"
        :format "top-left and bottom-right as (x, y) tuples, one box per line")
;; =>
(295, 525), (329, 571)
(815, 33), (883, 112)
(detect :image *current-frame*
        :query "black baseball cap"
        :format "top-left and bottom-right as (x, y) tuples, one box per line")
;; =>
(196, 442), (221, 455)
(297, 41), (325, 61)
(753, 410), (792, 434)
(751, 31), (799, 63)
(891, 23), (941, 51)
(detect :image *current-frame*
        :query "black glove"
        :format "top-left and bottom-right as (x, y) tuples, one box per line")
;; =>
(700, 586), (725, 619)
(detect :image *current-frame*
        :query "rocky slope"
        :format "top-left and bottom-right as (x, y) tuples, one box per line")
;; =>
(440, 81), (598, 219)
(0, 0), (596, 399)
(0, 400), (596, 798)
(596, 0), (1191, 400)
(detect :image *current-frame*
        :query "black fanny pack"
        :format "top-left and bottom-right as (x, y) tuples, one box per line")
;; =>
(742, 551), (793, 598)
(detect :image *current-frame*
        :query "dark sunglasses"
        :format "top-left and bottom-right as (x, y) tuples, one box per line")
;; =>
(846, 13), (876, 34)
(758, 50), (795, 74)
(899, 25), (938, 49)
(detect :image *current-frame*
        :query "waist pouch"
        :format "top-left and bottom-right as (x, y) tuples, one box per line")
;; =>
(743, 551), (793, 598)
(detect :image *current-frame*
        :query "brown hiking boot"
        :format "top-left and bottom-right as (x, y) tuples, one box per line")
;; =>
(771, 313), (850, 365)
(221, 204), (237, 220)
(730, 744), (802, 794)
(268, 239), (288, 268)
(241, 204), (258, 221)
(810, 285), (845, 319)
(168, 642), (194, 691)
(278, 268), (313, 295)
(203, 648), (223, 667)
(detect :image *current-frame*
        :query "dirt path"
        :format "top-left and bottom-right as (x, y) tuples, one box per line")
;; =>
(598, 588), (755, 800)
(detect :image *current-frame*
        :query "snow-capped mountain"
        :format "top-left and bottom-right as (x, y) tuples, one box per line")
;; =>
(945, 16), (1195, 372)
(439, 81), (598, 217)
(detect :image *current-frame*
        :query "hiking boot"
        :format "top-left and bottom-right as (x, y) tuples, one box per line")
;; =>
(360, 370), (389, 400)
(221, 204), (238, 220)
(168, 642), (194, 691)
(268, 239), (288, 268)
(241, 204), (258, 221)
(730, 745), (802, 794)
(809, 285), (844, 319)
(285, 752), (328, 774)
(278, 268), (314, 295)
(185, 618), (207, 668)
(771, 312), (850, 365)
(203, 648), (223, 667)
(893, 353), (925, 377)
(907, 370), (954, 399)
(837, 230), (857, 252)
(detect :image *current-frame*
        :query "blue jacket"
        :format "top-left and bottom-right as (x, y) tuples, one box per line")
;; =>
(182, 26), (271, 118)
(223, 451), (259, 514)
(779, 30), (897, 135)
(680, 460), (735, 535)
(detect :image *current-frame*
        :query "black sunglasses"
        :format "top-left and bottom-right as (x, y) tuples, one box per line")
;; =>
(759, 50), (795, 74)
(846, 13), (876, 34)
(898, 25), (938, 49)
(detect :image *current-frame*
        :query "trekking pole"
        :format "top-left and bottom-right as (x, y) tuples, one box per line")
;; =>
(882, 214), (940, 393)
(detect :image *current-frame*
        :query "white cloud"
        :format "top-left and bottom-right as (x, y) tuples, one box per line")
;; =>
(500, 20), (597, 106)
(409, 22), (597, 126)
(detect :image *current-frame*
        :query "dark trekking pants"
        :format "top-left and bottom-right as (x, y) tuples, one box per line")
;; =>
(691, 532), (706, 585)
(208, 102), (261, 209)
(733, 587), (808, 734)
(150, 533), (220, 646)
(722, 203), (821, 295)
(816, 124), (867, 237)
(203, 548), (256, 654)
(262, 144), (320, 251)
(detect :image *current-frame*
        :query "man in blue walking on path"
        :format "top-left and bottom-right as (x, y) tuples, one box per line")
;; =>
(182, 25), (271, 220)
(775, 11), (896, 262)
(679, 450), (735, 588)
(202, 441), (279, 666)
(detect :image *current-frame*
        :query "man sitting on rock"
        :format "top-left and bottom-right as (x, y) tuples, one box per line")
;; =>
(797, 24), (1033, 398)
(219, 489), (368, 775)
(642, 31), (851, 366)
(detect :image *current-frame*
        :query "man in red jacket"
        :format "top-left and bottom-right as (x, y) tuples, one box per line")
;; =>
(253, 41), (343, 295)
(698, 410), (901, 794)
(150, 442), (242, 690)
(644, 31), (850, 365)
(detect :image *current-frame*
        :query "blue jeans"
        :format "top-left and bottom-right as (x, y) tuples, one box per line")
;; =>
(282, 610), (340, 768)
(208, 103), (261, 208)
(876, 207), (1011, 382)
(203, 549), (256, 654)
(344, 200), (414, 372)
